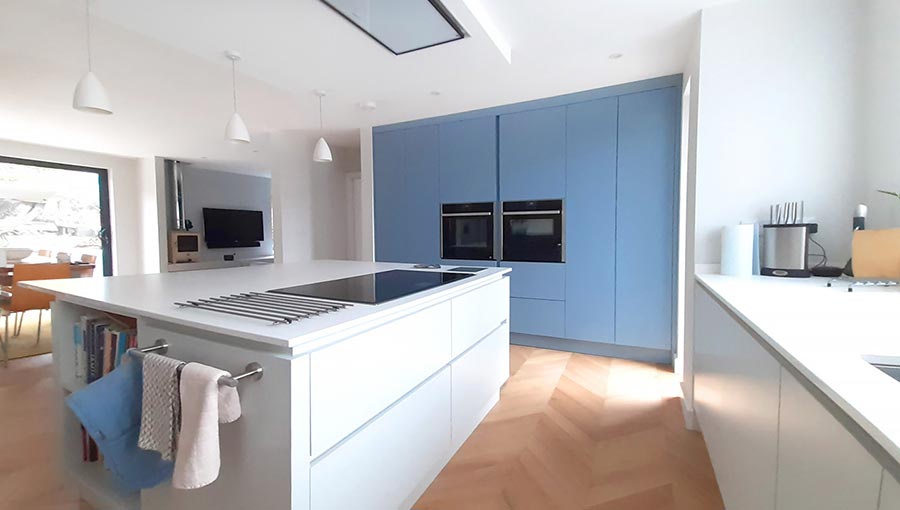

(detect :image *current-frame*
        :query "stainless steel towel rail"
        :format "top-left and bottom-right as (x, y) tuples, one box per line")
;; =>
(174, 291), (350, 325)
(128, 339), (263, 387)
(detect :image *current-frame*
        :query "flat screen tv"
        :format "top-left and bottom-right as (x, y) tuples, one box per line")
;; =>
(202, 208), (264, 248)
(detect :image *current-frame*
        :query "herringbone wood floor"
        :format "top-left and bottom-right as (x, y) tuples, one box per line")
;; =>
(415, 346), (724, 510)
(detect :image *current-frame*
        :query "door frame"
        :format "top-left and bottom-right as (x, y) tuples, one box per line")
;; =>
(0, 155), (114, 276)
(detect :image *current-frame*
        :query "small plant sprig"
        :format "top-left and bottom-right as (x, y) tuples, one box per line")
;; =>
(878, 190), (900, 202)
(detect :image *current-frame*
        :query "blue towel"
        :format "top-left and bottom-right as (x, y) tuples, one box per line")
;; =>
(66, 357), (174, 491)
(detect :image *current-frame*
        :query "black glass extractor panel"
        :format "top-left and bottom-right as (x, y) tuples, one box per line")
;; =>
(269, 270), (472, 305)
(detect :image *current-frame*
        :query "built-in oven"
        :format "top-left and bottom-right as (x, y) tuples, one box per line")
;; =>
(441, 202), (495, 261)
(501, 199), (564, 263)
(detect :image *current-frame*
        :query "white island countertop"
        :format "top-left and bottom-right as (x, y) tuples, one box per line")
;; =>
(24, 260), (510, 353)
(696, 273), (900, 464)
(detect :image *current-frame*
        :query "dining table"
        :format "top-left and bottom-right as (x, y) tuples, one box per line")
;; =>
(1, 261), (96, 287)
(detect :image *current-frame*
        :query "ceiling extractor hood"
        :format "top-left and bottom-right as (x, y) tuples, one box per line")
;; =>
(321, 0), (467, 55)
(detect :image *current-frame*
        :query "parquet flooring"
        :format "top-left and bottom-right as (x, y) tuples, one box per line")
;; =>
(415, 346), (724, 510)
(0, 354), (90, 510)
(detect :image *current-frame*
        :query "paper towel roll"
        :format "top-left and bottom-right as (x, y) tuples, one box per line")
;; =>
(721, 224), (756, 277)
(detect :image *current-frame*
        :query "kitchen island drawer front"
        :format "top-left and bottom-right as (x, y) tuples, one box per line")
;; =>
(310, 301), (451, 458)
(498, 261), (565, 300)
(311, 367), (452, 510)
(451, 323), (508, 449)
(451, 278), (509, 357)
(509, 297), (565, 338)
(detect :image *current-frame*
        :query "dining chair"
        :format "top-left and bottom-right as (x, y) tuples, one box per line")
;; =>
(1, 263), (72, 365)
(80, 254), (97, 264)
(37, 249), (52, 258)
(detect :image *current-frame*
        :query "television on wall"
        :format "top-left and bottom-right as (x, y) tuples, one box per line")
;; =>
(202, 208), (264, 248)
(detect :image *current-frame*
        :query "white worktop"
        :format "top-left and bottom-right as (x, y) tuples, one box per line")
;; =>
(696, 273), (900, 463)
(24, 260), (510, 353)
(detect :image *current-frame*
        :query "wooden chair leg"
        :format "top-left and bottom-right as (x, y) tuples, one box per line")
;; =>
(14, 311), (23, 337)
(36, 309), (43, 345)
(2, 315), (8, 367)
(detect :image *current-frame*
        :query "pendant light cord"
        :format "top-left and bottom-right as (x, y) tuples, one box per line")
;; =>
(231, 59), (238, 112)
(85, 0), (93, 71)
(319, 95), (324, 131)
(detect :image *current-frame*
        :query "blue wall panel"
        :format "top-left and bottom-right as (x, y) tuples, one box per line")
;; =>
(499, 106), (567, 201)
(615, 87), (678, 350)
(564, 97), (618, 344)
(439, 116), (497, 204)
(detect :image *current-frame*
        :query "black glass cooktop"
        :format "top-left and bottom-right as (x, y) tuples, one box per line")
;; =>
(269, 270), (472, 305)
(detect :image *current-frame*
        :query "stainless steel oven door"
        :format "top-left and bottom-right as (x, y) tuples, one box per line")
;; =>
(441, 202), (495, 261)
(501, 200), (564, 263)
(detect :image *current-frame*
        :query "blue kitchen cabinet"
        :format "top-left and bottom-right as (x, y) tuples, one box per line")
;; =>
(509, 297), (565, 338)
(373, 125), (440, 264)
(403, 125), (441, 265)
(373, 129), (407, 263)
(498, 262), (565, 301)
(564, 97), (618, 344)
(439, 116), (497, 204)
(615, 87), (679, 351)
(499, 107), (566, 201)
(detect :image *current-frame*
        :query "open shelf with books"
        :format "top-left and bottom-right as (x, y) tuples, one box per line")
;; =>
(50, 300), (141, 510)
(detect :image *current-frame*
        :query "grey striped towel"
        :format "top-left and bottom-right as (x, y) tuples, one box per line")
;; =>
(138, 353), (182, 461)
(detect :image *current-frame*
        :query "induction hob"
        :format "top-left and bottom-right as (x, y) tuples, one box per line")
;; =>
(269, 269), (473, 305)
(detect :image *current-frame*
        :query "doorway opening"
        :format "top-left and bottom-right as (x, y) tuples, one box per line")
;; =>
(0, 156), (113, 277)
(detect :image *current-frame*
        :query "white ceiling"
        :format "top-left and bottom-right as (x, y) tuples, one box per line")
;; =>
(0, 0), (727, 168)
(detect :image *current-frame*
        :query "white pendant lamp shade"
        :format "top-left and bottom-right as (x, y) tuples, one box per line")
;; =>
(225, 50), (251, 143)
(73, 71), (113, 114)
(313, 136), (333, 162)
(314, 90), (332, 163)
(74, 0), (112, 114)
(225, 111), (251, 144)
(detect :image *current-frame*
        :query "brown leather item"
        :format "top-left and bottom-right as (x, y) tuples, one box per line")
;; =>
(851, 229), (900, 279)
(3, 263), (72, 314)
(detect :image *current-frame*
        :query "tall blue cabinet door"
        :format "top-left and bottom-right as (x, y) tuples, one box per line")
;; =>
(565, 98), (618, 344)
(403, 125), (441, 265)
(439, 116), (497, 203)
(615, 87), (679, 351)
(499, 106), (566, 201)
(373, 129), (407, 263)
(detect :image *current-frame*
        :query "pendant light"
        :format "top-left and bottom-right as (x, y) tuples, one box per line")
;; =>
(313, 90), (333, 163)
(224, 50), (251, 144)
(73, 0), (113, 114)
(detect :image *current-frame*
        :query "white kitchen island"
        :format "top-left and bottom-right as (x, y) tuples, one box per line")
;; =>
(26, 260), (511, 510)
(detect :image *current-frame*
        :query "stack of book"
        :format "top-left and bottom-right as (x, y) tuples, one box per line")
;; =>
(73, 315), (138, 462)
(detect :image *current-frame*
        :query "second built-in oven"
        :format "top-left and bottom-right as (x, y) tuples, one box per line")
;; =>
(501, 199), (564, 263)
(441, 202), (495, 261)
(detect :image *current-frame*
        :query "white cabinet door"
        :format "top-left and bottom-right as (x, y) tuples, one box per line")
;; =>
(310, 301), (451, 458)
(693, 286), (780, 510)
(451, 278), (509, 358)
(311, 368), (452, 510)
(451, 323), (507, 450)
(776, 369), (882, 510)
(881, 470), (900, 510)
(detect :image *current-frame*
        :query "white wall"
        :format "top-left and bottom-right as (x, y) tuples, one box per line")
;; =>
(861, 0), (900, 230)
(694, 0), (864, 265)
(359, 127), (375, 262)
(179, 165), (273, 262)
(266, 131), (358, 263)
(0, 138), (157, 275)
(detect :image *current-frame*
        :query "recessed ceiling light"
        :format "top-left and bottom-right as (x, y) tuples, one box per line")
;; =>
(430, 91), (441, 96)
(359, 100), (377, 111)
(608, 53), (623, 60)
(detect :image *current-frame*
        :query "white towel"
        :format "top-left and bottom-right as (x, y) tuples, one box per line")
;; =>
(137, 353), (182, 461)
(172, 363), (241, 490)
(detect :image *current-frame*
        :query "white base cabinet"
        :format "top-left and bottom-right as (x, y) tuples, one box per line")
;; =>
(776, 369), (882, 510)
(694, 284), (898, 510)
(694, 287), (780, 510)
(311, 368), (453, 510)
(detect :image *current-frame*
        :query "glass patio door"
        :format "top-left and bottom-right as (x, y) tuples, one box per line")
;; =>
(0, 156), (113, 276)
